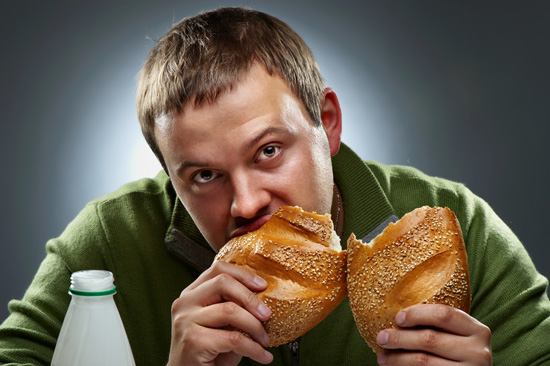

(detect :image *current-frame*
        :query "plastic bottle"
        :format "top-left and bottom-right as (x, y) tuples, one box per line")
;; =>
(51, 270), (136, 366)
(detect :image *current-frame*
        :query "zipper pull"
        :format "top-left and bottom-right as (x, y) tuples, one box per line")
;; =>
(288, 340), (299, 366)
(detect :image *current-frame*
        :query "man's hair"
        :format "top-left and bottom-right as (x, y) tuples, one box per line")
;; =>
(136, 7), (325, 170)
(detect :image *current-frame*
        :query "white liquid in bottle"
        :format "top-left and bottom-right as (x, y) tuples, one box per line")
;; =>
(51, 270), (136, 366)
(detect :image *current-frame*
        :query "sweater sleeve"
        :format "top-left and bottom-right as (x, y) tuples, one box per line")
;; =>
(0, 202), (116, 365)
(460, 194), (550, 365)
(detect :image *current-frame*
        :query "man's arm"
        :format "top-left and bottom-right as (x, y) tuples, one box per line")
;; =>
(464, 196), (550, 364)
(0, 252), (69, 365)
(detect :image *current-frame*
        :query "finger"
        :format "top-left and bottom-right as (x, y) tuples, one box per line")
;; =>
(185, 261), (268, 293)
(397, 304), (483, 336)
(377, 327), (466, 361)
(192, 272), (272, 321)
(198, 302), (270, 346)
(206, 327), (273, 365)
(378, 350), (458, 366)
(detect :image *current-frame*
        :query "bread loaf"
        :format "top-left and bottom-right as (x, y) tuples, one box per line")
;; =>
(347, 206), (470, 353)
(215, 206), (347, 347)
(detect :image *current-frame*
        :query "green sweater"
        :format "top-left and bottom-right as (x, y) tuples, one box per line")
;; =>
(1, 144), (549, 365)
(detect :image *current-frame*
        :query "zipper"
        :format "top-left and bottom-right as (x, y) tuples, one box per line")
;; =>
(288, 340), (299, 366)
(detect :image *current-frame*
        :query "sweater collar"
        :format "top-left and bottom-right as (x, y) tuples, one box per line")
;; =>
(166, 142), (396, 254)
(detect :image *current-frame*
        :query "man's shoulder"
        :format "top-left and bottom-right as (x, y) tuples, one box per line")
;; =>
(49, 171), (176, 267)
(90, 170), (173, 206)
(71, 170), (175, 236)
(364, 160), (474, 216)
(366, 160), (466, 190)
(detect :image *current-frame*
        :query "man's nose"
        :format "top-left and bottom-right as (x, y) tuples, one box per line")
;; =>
(230, 172), (271, 219)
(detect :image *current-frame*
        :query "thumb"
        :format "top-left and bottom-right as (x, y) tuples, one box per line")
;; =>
(215, 352), (243, 366)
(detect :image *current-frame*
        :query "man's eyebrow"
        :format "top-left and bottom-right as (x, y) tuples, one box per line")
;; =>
(242, 126), (288, 154)
(176, 160), (209, 176)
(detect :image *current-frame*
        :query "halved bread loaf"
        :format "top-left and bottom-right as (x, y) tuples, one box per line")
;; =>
(215, 206), (347, 346)
(347, 206), (470, 353)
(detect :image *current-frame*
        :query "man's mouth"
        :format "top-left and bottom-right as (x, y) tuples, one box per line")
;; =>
(229, 214), (272, 239)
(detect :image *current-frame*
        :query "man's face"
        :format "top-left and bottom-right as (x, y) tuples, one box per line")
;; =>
(156, 63), (340, 252)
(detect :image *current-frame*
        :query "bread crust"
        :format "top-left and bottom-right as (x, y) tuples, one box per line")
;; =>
(215, 206), (347, 347)
(347, 206), (470, 353)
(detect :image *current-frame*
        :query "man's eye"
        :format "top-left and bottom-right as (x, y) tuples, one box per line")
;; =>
(193, 170), (217, 184)
(258, 145), (280, 161)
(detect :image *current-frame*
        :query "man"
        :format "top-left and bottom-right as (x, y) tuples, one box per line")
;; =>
(1, 7), (549, 366)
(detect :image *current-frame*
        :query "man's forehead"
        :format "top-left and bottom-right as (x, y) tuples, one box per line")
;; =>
(154, 63), (294, 125)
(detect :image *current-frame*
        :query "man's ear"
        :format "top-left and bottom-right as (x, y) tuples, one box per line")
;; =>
(320, 88), (342, 156)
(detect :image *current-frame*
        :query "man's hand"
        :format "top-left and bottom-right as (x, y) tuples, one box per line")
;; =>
(167, 261), (273, 366)
(376, 304), (492, 365)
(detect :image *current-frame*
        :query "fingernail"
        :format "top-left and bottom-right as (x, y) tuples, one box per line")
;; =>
(396, 311), (406, 326)
(254, 275), (267, 287)
(264, 350), (273, 363)
(377, 330), (389, 345)
(378, 352), (387, 365)
(258, 303), (271, 318)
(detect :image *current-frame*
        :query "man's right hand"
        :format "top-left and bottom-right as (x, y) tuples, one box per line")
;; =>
(167, 261), (273, 366)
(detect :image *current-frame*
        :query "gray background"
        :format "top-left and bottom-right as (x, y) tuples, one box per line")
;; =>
(1, 1), (549, 322)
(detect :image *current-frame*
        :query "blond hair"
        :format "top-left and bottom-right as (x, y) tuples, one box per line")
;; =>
(136, 7), (325, 169)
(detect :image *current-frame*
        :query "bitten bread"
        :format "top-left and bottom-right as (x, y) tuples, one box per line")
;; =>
(215, 206), (347, 347)
(347, 206), (470, 353)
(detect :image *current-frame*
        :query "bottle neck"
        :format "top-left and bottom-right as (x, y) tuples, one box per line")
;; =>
(69, 270), (117, 296)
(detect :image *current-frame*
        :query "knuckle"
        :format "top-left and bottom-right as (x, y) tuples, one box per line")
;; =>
(171, 298), (181, 315)
(420, 329), (438, 348)
(182, 326), (201, 344)
(212, 272), (232, 287)
(480, 324), (492, 341)
(411, 353), (431, 366)
(221, 301), (237, 316)
(227, 329), (244, 345)
(171, 310), (188, 330)
(210, 260), (229, 273)
(171, 297), (187, 317)
(434, 305), (454, 323)
(170, 296), (195, 327)
(174, 321), (202, 347)
(388, 329), (400, 346)
(243, 289), (258, 306)
(476, 346), (493, 365)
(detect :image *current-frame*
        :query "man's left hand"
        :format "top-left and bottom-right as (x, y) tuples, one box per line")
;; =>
(376, 304), (492, 365)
